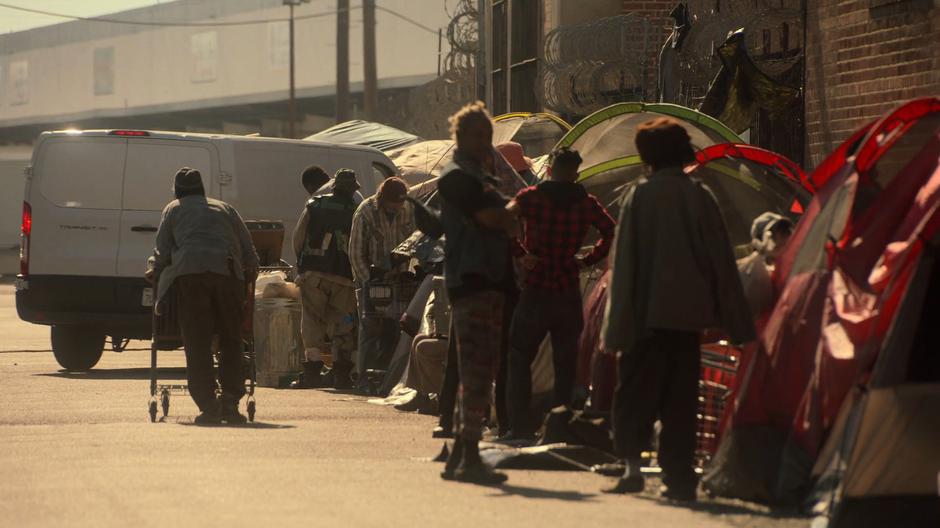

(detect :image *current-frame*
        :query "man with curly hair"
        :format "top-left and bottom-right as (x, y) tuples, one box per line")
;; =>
(436, 101), (518, 485)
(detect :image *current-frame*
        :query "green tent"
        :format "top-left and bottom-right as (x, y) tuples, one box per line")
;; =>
(552, 102), (741, 212)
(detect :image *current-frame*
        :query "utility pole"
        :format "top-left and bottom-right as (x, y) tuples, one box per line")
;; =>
(362, 0), (378, 121)
(336, 0), (350, 122)
(284, 0), (310, 138)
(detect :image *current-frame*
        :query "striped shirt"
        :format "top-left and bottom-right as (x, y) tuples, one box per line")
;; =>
(348, 195), (416, 284)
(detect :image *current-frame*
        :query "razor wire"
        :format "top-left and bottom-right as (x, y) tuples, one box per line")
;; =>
(539, 14), (658, 116)
(443, 0), (479, 79)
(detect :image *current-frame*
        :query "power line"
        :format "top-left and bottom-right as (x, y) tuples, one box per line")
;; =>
(375, 5), (437, 35)
(0, 2), (337, 27)
(0, 1), (439, 34)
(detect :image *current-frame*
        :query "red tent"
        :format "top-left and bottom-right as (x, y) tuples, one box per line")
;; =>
(812, 174), (940, 526)
(703, 97), (940, 505)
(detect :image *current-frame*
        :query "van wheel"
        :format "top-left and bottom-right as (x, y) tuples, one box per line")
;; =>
(51, 326), (106, 371)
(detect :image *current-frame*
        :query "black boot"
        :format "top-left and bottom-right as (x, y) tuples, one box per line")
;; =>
(454, 440), (508, 485)
(332, 360), (354, 390)
(440, 437), (464, 480)
(194, 403), (221, 425)
(219, 396), (247, 425)
(290, 361), (324, 389)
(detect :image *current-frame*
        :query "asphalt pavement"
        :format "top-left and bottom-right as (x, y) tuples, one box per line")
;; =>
(0, 282), (808, 528)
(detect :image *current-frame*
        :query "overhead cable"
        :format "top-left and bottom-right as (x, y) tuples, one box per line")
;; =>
(0, 1), (438, 34)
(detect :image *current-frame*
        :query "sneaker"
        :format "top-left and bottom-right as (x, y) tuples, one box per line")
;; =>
(416, 395), (439, 416)
(394, 393), (425, 412)
(289, 361), (324, 389)
(603, 474), (645, 494)
(660, 482), (697, 502)
(495, 429), (536, 445)
(432, 424), (454, 439)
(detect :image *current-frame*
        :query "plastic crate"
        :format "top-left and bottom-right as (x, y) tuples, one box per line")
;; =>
(245, 220), (285, 267)
(362, 279), (420, 320)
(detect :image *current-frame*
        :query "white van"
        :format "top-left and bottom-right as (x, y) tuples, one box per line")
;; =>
(16, 129), (397, 370)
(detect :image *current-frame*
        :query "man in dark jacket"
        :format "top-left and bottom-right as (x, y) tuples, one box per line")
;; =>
(503, 147), (616, 441)
(436, 101), (518, 485)
(602, 118), (755, 501)
(290, 169), (361, 389)
(152, 168), (259, 424)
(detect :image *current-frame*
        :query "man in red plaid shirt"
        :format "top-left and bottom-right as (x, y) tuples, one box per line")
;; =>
(503, 146), (616, 441)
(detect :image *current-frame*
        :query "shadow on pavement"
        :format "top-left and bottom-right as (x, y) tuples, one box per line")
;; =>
(178, 421), (295, 430)
(631, 493), (805, 519)
(490, 483), (597, 502)
(37, 367), (187, 380)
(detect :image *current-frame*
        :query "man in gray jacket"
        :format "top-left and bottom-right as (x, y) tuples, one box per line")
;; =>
(153, 167), (259, 424)
(602, 118), (755, 501)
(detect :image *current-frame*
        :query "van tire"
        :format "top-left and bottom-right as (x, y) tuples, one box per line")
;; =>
(51, 326), (106, 371)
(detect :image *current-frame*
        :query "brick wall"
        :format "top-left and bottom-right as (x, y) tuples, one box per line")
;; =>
(621, 0), (674, 26)
(805, 0), (940, 167)
(621, 0), (675, 98)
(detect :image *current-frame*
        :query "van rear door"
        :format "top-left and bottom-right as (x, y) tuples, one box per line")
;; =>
(29, 136), (126, 276)
(116, 139), (218, 278)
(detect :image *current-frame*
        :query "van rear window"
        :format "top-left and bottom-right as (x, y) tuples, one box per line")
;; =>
(123, 142), (213, 211)
(38, 139), (125, 210)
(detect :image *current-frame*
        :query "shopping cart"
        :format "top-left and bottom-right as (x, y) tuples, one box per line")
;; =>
(148, 279), (258, 423)
(695, 342), (739, 466)
(356, 276), (420, 392)
(147, 220), (291, 422)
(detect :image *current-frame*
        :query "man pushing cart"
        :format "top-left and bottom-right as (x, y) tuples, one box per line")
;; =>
(147, 167), (260, 424)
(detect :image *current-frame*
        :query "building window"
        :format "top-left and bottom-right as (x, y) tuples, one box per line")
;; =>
(269, 21), (289, 69)
(489, 0), (541, 114)
(191, 31), (218, 83)
(93, 47), (115, 96)
(9, 59), (28, 106)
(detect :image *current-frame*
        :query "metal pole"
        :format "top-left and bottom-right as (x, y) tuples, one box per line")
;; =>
(477, 0), (488, 104)
(505, 0), (512, 113)
(288, 3), (296, 138)
(363, 0), (378, 121)
(336, 0), (350, 122)
(437, 27), (442, 77)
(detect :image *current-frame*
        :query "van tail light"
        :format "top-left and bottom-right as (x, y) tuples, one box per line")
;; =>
(109, 130), (149, 136)
(20, 201), (31, 277)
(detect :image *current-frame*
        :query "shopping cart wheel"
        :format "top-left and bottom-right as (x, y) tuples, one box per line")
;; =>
(148, 400), (157, 422)
(161, 390), (170, 418)
(247, 400), (256, 422)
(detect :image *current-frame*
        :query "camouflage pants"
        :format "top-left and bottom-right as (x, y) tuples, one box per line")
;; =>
(452, 290), (506, 442)
(298, 271), (357, 364)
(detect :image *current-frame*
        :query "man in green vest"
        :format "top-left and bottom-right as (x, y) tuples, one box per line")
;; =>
(291, 169), (361, 389)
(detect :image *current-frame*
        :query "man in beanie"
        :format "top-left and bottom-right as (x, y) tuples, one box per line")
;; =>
(290, 169), (362, 389)
(348, 176), (416, 392)
(152, 167), (259, 424)
(602, 118), (754, 500)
